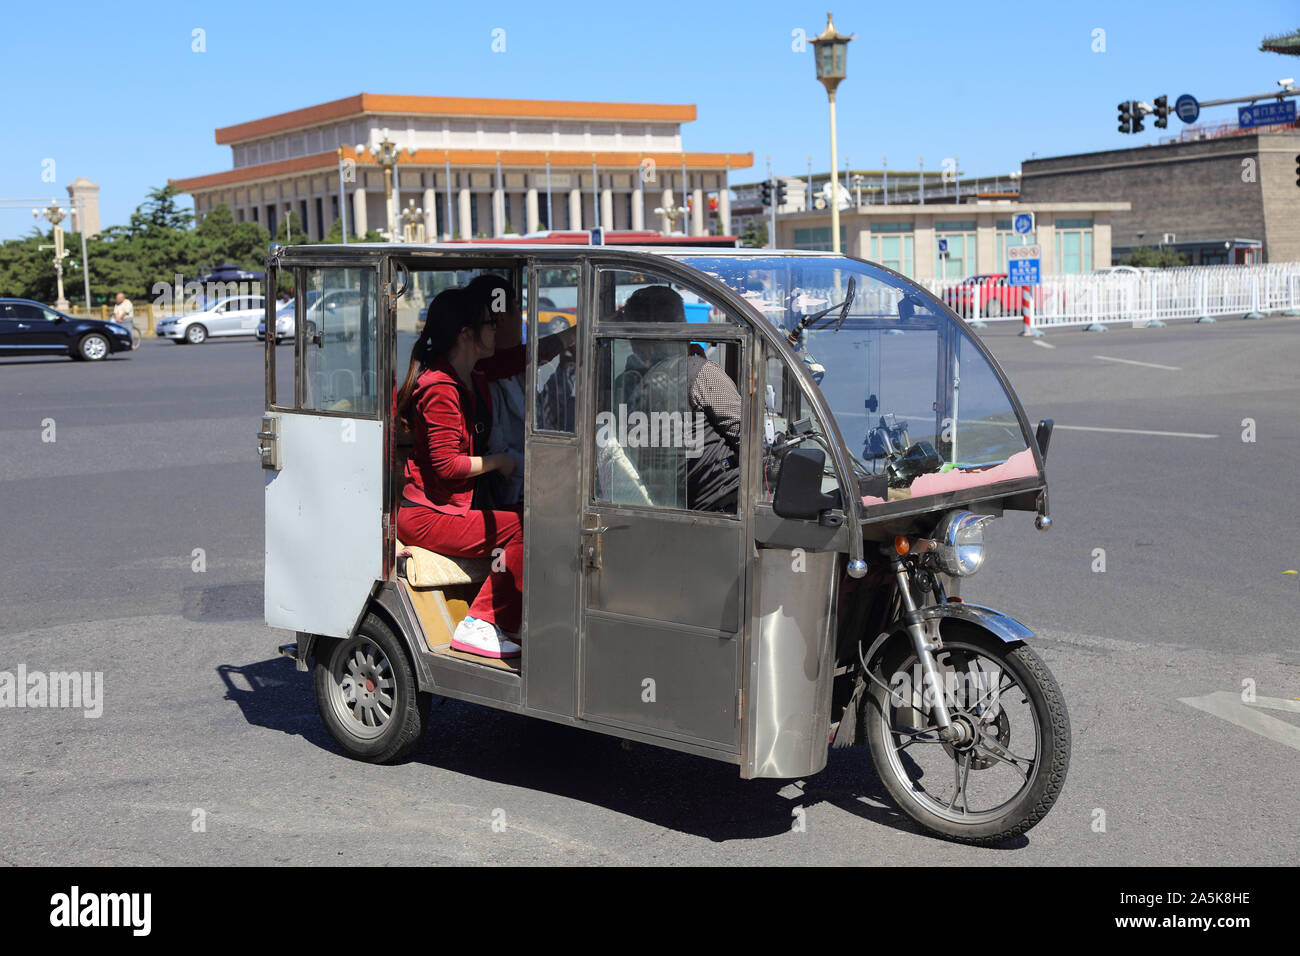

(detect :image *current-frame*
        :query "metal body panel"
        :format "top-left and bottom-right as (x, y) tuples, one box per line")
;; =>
(522, 439), (582, 716)
(743, 548), (840, 779)
(264, 414), (383, 637)
(585, 509), (743, 632)
(581, 610), (741, 749)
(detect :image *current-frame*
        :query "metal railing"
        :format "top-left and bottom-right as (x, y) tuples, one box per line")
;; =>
(922, 263), (1300, 329)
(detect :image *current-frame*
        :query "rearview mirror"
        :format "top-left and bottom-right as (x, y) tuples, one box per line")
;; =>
(773, 447), (840, 521)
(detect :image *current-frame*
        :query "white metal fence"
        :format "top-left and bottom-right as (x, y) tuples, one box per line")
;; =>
(922, 263), (1300, 329)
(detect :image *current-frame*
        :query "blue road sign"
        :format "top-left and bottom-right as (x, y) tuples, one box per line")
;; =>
(1238, 100), (1296, 130)
(1007, 244), (1041, 286)
(1013, 212), (1034, 235)
(1175, 94), (1199, 124)
(937, 238), (949, 255)
(1008, 259), (1040, 286)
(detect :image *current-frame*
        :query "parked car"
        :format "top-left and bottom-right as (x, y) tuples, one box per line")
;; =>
(1093, 265), (1146, 276)
(258, 290), (324, 344)
(942, 274), (1059, 318)
(0, 298), (133, 361)
(155, 294), (267, 344)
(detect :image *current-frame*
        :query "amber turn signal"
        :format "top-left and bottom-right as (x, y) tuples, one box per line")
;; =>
(893, 536), (910, 556)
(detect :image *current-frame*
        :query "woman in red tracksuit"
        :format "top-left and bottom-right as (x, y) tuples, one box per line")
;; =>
(395, 280), (572, 658)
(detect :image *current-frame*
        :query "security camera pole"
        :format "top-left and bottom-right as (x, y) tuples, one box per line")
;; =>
(33, 201), (70, 311)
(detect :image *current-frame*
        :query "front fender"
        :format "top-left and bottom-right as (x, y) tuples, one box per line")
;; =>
(862, 602), (1033, 669)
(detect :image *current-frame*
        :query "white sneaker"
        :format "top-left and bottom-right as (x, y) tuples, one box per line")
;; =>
(451, 616), (521, 659)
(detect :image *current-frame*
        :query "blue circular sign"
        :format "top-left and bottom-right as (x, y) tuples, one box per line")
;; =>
(1013, 213), (1034, 235)
(1175, 94), (1200, 124)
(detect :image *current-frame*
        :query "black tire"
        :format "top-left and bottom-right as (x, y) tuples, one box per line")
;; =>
(314, 614), (430, 764)
(185, 323), (208, 345)
(864, 623), (1070, 846)
(76, 333), (110, 361)
(984, 298), (1003, 318)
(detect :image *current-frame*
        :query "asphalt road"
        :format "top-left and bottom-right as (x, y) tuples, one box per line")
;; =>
(0, 316), (1296, 865)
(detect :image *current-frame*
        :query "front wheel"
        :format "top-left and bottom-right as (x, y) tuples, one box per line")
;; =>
(314, 614), (431, 763)
(185, 324), (208, 345)
(77, 333), (110, 361)
(864, 623), (1070, 846)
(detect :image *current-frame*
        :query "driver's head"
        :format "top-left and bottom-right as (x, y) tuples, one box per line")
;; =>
(620, 285), (685, 324)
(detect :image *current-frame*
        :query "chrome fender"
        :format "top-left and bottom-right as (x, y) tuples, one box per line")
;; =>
(862, 602), (1034, 670)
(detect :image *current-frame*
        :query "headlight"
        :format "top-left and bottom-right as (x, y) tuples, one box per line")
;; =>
(931, 510), (995, 577)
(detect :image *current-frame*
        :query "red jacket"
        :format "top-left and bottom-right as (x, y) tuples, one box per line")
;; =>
(402, 345), (525, 515)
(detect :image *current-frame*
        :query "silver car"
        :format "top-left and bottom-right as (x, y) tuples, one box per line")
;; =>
(156, 294), (267, 344)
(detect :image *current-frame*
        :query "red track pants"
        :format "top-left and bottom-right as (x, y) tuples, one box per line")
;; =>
(396, 505), (523, 634)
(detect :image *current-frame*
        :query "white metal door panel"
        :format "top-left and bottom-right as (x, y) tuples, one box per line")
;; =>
(265, 413), (384, 637)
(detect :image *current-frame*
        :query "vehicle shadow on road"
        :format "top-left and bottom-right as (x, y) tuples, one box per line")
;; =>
(216, 654), (992, 846)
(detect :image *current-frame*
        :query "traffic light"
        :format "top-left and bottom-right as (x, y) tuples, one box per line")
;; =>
(1154, 95), (1169, 129)
(775, 180), (788, 206)
(1295, 154), (1300, 187)
(1132, 102), (1145, 133)
(760, 180), (772, 206)
(1117, 101), (1132, 134)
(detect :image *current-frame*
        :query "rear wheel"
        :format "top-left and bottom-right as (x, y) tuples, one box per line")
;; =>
(864, 623), (1070, 846)
(984, 298), (1003, 318)
(314, 614), (430, 763)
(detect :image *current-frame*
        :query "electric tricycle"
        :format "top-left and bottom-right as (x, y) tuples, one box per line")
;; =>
(260, 243), (1068, 845)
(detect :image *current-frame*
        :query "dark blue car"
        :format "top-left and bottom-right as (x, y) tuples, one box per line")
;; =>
(0, 298), (134, 361)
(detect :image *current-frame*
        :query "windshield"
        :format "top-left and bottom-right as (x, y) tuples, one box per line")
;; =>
(675, 255), (1038, 507)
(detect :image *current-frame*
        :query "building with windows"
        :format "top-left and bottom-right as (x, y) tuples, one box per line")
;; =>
(171, 93), (752, 241)
(1019, 130), (1300, 264)
(775, 200), (1129, 280)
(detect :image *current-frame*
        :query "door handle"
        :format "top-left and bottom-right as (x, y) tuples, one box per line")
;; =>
(581, 516), (609, 569)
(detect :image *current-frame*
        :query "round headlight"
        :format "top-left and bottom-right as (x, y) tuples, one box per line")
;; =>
(932, 510), (995, 577)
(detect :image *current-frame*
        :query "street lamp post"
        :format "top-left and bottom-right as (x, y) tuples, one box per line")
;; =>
(811, 12), (853, 254)
(400, 199), (426, 243)
(356, 129), (415, 241)
(33, 201), (70, 311)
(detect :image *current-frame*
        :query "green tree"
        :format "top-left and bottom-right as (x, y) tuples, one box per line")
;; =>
(195, 203), (269, 271)
(1122, 246), (1188, 268)
(739, 218), (769, 248)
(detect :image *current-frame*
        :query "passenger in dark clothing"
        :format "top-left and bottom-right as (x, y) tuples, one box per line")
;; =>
(612, 285), (742, 513)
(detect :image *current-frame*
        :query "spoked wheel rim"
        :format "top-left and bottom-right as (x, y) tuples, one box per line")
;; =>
(877, 641), (1043, 826)
(82, 336), (108, 360)
(186, 326), (206, 344)
(325, 637), (397, 741)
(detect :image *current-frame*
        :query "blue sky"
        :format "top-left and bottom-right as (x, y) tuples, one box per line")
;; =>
(1, 0), (1295, 239)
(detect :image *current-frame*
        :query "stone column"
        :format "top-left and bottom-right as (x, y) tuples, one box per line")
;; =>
(492, 182), (504, 236)
(718, 182), (731, 236)
(422, 186), (437, 241)
(692, 187), (705, 236)
(305, 194), (319, 241)
(660, 188), (674, 233)
(568, 187), (582, 230)
(525, 186), (539, 234)
(458, 187), (472, 239)
(631, 182), (644, 230)
(600, 186), (613, 232)
(352, 186), (368, 238)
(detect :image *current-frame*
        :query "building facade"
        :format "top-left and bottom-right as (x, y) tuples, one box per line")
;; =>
(775, 200), (1129, 281)
(171, 94), (752, 241)
(1020, 130), (1300, 264)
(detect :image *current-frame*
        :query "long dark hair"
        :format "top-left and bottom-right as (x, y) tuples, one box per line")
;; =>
(395, 287), (487, 430)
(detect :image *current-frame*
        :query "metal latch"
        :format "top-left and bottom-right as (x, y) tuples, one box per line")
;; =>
(257, 414), (281, 471)
(582, 514), (608, 569)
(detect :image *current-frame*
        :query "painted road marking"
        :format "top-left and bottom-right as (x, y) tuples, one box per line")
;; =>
(1093, 355), (1182, 371)
(1055, 425), (1218, 439)
(1031, 339), (1055, 349)
(1179, 691), (1300, 752)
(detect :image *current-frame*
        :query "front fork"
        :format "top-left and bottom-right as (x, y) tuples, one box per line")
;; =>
(887, 552), (960, 743)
